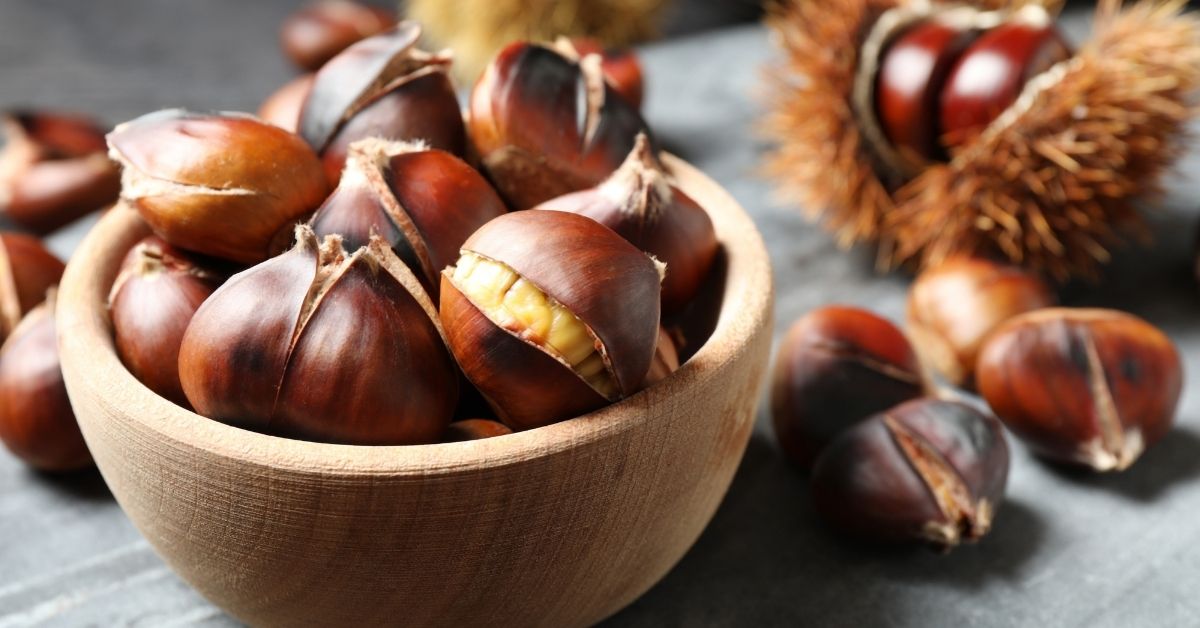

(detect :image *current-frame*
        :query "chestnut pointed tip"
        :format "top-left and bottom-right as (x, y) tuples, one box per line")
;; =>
(1077, 429), (1146, 472)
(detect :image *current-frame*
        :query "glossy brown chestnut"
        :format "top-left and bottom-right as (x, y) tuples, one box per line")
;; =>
(108, 236), (225, 407)
(810, 398), (1009, 549)
(939, 17), (1071, 148)
(875, 18), (976, 164)
(107, 110), (330, 264)
(562, 37), (645, 109)
(442, 418), (513, 442)
(258, 74), (315, 133)
(0, 232), (65, 343)
(179, 226), (457, 445)
(468, 41), (653, 210)
(907, 256), (1054, 387)
(644, 326), (681, 387)
(0, 291), (91, 471)
(440, 210), (662, 430)
(298, 22), (466, 184)
(771, 306), (925, 469)
(309, 138), (506, 296)
(977, 308), (1181, 471)
(0, 111), (120, 234)
(280, 0), (396, 72)
(536, 133), (716, 313)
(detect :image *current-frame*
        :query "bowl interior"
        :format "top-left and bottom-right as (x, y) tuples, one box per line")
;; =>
(59, 153), (773, 476)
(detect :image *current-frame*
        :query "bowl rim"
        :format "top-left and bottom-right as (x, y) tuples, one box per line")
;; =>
(58, 153), (774, 477)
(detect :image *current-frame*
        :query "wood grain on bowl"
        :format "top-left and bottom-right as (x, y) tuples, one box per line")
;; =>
(56, 155), (774, 628)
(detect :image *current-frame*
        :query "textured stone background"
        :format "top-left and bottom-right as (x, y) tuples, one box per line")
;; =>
(4, 1), (1200, 626)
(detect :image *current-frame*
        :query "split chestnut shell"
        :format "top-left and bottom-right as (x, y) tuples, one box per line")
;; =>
(178, 226), (457, 445)
(976, 308), (1182, 471)
(440, 210), (662, 430)
(810, 398), (1009, 550)
(468, 41), (652, 210)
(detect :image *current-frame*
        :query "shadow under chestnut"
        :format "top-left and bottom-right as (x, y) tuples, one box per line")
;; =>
(605, 426), (1046, 626)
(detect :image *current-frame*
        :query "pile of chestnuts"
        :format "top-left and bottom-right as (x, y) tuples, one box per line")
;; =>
(91, 20), (712, 449)
(0, 108), (122, 471)
(772, 256), (1184, 550)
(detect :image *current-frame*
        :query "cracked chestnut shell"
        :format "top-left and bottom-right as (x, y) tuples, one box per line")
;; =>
(0, 111), (120, 234)
(977, 308), (1182, 471)
(468, 41), (653, 210)
(310, 138), (506, 297)
(280, 0), (396, 72)
(771, 306), (925, 469)
(536, 133), (716, 313)
(109, 236), (225, 407)
(440, 210), (662, 430)
(562, 37), (645, 110)
(0, 290), (91, 472)
(644, 326), (681, 387)
(907, 257), (1054, 387)
(107, 110), (330, 264)
(810, 398), (1009, 550)
(299, 22), (466, 184)
(0, 232), (65, 344)
(179, 226), (457, 445)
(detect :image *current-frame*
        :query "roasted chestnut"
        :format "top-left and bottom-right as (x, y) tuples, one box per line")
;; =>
(874, 17), (976, 164)
(771, 306), (925, 469)
(443, 418), (513, 442)
(109, 236), (225, 407)
(536, 134), (716, 313)
(258, 74), (316, 133)
(179, 226), (457, 445)
(298, 22), (466, 184)
(907, 256), (1054, 387)
(440, 210), (662, 430)
(468, 41), (653, 210)
(561, 37), (645, 109)
(309, 138), (506, 296)
(0, 291), (91, 472)
(0, 110), (120, 234)
(107, 110), (330, 264)
(939, 15), (1071, 148)
(977, 308), (1182, 471)
(810, 398), (1009, 550)
(0, 232), (65, 343)
(280, 0), (396, 72)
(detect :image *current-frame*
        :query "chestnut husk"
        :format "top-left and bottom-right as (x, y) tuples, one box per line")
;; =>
(179, 226), (457, 445)
(298, 22), (466, 184)
(0, 290), (92, 471)
(309, 138), (506, 296)
(976, 307), (1181, 471)
(810, 398), (1009, 550)
(536, 133), (717, 313)
(0, 111), (120, 234)
(771, 306), (925, 469)
(109, 236), (226, 407)
(0, 232), (65, 343)
(107, 109), (330, 264)
(468, 40), (653, 210)
(440, 210), (662, 430)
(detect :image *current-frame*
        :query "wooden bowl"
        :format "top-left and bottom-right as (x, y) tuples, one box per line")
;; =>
(57, 155), (774, 627)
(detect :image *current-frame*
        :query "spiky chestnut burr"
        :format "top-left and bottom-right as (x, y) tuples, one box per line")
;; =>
(762, 0), (1200, 280)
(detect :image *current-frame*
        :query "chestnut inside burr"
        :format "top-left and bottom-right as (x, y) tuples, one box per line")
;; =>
(448, 252), (616, 399)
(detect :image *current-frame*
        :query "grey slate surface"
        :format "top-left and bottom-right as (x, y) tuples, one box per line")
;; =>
(3, 2), (1200, 627)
